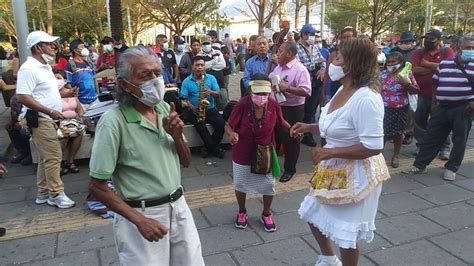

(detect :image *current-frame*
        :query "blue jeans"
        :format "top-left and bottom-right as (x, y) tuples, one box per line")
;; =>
(414, 103), (472, 172)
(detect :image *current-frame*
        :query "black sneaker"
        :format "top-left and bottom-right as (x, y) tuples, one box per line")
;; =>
(279, 172), (295, 183)
(301, 135), (317, 147)
(11, 153), (27, 164)
(212, 148), (225, 159)
(21, 155), (33, 165)
(0, 227), (5, 237)
(403, 135), (413, 145)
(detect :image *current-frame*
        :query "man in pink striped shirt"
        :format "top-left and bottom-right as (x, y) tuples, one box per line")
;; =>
(269, 42), (311, 182)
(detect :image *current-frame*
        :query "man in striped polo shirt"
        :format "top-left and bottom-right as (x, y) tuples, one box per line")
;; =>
(404, 34), (474, 180)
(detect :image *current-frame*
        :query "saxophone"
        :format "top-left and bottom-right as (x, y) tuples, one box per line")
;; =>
(197, 77), (210, 123)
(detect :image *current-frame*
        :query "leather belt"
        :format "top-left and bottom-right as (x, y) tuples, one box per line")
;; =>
(125, 186), (183, 209)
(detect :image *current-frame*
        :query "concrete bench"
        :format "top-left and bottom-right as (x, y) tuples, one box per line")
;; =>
(30, 124), (229, 164)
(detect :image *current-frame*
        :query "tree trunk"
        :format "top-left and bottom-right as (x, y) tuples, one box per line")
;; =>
(96, 0), (104, 40)
(46, 0), (53, 34)
(295, 0), (301, 29)
(109, 0), (124, 40)
(453, 4), (459, 32)
(305, 0), (310, 24)
(258, 0), (266, 36)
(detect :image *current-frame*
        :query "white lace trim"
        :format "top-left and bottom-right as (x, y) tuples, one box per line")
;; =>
(298, 196), (376, 249)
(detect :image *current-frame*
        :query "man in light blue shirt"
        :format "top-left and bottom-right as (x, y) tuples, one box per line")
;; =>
(180, 56), (226, 158)
(242, 36), (274, 95)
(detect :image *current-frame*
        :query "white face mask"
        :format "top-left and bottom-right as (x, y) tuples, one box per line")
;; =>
(387, 63), (401, 73)
(38, 46), (54, 63)
(307, 36), (316, 45)
(115, 44), (123, 49)
(202, 44), (212, 53)
(162, 42), (169, 51)
(316, 43), (323, 50)
(103, 44), (113, 53)
(127, 77), (165, 107)
(328, 63), (347, 81)
(57, 79), (66, 90)
(80, 48), (90, 57)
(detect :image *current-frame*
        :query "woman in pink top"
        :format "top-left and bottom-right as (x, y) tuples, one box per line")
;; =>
(54, 71), (84, 174)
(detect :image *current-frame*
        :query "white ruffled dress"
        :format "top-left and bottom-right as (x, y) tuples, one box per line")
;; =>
(298, 86), (386, 249)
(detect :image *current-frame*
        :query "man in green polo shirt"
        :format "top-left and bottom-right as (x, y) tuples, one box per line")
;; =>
(88, 46), (204, 265)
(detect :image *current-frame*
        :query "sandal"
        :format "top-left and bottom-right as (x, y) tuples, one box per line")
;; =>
(68, 162), (80, 174)
(391, 156), (400, 168)
(60, 161), (69, 176)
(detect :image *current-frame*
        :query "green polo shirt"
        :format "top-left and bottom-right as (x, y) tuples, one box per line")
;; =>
(89, 101), (181, 201)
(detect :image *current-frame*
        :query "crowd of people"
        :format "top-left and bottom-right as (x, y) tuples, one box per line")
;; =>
(0, 22), (472, 265)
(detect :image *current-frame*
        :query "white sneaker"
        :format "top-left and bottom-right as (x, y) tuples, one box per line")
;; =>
(402, 165), (427, 175)
(35, 194), (49, 205)
(47, 192), (75, 209)
(315, 255), (342, 266)
(438, 151), (450, 161)
(443, 169), (456, 181)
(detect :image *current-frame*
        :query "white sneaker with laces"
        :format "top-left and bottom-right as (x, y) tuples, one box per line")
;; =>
(438, 151), (450, 161)
(35, 194), (49, 205)
(47, 192), (75, 209)
(402, 165), (427, 175)
(443, 169), (456, 181)
(315, 255), (342, 266)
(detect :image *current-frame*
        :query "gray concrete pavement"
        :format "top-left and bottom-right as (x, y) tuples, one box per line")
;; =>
(0, 74), (473, 265)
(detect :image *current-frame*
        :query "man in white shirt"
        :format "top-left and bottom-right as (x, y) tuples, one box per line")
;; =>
(16, 31), (75, 209)
(197, 35), (226, 90)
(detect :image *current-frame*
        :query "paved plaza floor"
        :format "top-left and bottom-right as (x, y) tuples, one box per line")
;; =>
(0, 74), (473, 265)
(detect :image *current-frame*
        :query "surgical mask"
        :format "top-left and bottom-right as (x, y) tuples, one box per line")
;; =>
(177, 44), (185, 52)
(400, 43), (412, 51)
(461, 50), (474, 62)
(387, 63), (401, 73)
(162, 42), (169, 51)
(127, 77), (165, 107)
(251, 94), (269, 107)
(115, 44), (122, 49)
(307, 36), (315, 45)
(57, 79), (66, 90)
(316, 43), (323, 50)
(80, 48), (90, 57)
(328, 63), (347, 81)
(202, 44), (212, 53)
(38, 46), (54, 63)
(103, 44), (113, 53)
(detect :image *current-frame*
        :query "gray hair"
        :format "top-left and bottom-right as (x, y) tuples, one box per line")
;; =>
(283, 41), (298, 56)
(115, 46), (160, 106)
(460, 33), (474, 45)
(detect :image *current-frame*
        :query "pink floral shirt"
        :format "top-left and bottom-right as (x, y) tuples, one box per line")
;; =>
(380, 70), (417, 108)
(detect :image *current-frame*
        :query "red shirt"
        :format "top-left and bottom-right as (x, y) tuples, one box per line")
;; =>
(52, 57), (68, 71)
(227, 95), (286, 165)
(411, 47), (454, 99)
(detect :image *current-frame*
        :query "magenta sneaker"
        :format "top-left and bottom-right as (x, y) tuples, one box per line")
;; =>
(235, 211), (248, 229)
(260, 213), (277, 232)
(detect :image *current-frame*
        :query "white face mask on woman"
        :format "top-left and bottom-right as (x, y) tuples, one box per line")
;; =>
(126, 76), (165, 107)
(328, 63), (347, 81)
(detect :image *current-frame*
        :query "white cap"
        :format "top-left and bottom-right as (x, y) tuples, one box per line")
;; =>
(249, 80), (272, 94)
(26, 31), (59, 49)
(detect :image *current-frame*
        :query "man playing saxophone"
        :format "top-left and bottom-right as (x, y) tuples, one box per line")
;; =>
(180, 56), (226, 158)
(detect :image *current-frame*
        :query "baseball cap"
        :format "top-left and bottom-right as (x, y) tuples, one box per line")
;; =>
(422, 29), (442, 39)
(399, 31), (415, 42)
(249, 80), (271, 94)
(70, 38), (84, 51)
(202, 35), (212, 44)
(300, 24), (318, 34)
(26, 31), (59, 49)
(174, 36), (185, 45)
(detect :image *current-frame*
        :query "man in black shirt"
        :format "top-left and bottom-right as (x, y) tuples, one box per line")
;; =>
(156, 34), (178, 84)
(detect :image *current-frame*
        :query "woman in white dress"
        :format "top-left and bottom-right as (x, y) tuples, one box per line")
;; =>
(291, 38), (389, 266)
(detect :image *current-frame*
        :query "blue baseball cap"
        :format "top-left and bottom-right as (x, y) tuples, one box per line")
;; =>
(300, 24), (318, 34)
